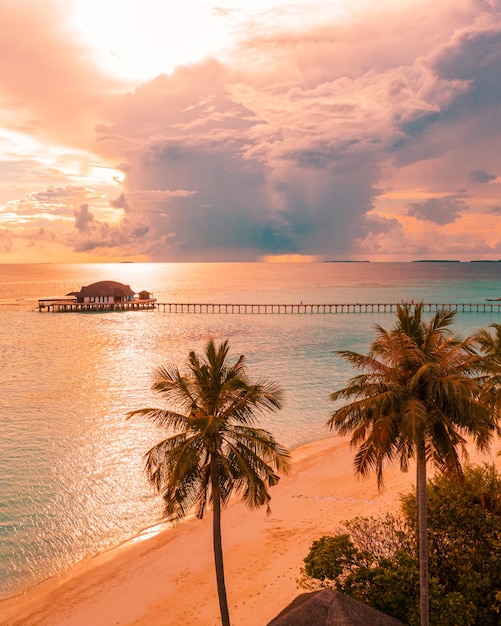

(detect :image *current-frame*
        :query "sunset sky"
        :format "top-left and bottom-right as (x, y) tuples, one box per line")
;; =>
(1, 0), (501, 262)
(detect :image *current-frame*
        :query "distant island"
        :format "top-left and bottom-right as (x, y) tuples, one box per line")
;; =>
(325, 260), (370, 263)
(413, 259), (501, 263)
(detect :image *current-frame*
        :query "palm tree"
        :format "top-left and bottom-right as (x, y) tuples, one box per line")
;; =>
(327, 303), (499, 626)
(128, 338), (290, 626)
(474, 323), (501, 411)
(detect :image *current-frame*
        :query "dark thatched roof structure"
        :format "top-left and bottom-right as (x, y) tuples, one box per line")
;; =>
(267, 589), (406, 626)
(67, 281), (135, 299)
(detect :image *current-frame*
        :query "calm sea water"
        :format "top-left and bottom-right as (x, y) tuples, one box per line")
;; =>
(1, 261), (501, 600)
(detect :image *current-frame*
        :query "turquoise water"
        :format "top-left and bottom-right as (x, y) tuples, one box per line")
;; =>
(1, 261), (501, 600)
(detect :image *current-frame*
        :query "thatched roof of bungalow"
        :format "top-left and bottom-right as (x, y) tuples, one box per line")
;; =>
(267, 589), (406, 626)
(67, 281), (135, 299)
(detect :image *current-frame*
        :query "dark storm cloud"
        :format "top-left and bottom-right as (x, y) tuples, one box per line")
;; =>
(97, 59), (396, 259)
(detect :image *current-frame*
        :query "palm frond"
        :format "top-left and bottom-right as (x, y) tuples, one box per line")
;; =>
(144, 433), (209, 522)
(127, 407), (189, 430)
(152, 366), (197, 409)
(224, 425), (291, 473)
(220, 381), (284, 423)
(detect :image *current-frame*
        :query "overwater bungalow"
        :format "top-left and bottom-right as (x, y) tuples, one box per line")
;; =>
(38, 281), (156, 312)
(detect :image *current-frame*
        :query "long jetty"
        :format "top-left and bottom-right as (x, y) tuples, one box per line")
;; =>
(153, 302), (501, 314)
(37, 299), (501, 314)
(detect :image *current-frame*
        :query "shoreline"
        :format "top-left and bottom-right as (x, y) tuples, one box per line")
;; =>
(0, 517), (175, 606)
(1, 435), (499, 626)
(0, 437), (345, 605)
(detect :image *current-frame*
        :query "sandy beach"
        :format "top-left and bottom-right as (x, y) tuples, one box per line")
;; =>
(1, 435), (499, 626)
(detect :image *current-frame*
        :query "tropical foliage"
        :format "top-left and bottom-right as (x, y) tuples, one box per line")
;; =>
(299, 464), (501, 625)
(327, 303), (500, 626)
(128, 339), (290, 626)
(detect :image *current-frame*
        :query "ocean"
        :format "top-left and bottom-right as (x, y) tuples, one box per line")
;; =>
(1, 261), (501, 601)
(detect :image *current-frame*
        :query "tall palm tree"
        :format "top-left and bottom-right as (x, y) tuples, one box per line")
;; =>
(327, 304), (498, 626)
(128, 338), (290, 626)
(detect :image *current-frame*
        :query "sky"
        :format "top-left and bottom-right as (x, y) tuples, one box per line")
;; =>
(1, 0), (501, 263)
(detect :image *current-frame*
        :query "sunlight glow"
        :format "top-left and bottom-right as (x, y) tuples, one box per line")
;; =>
(0, 128), (46, 159)
(70, 0), (233, 81)
(69, 0), (360, 82)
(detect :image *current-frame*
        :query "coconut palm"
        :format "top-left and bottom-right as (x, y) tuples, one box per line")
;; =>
(128, 338), (290, 626)
(474, 323), (501, 412)
(327, 304), (499, 626)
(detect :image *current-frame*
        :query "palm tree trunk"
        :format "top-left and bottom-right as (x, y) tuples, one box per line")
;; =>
(416, 440), (429, 626)
(212, 465), (231, 626)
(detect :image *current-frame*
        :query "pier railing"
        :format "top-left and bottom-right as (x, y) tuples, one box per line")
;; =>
(154, 302), (501, 314)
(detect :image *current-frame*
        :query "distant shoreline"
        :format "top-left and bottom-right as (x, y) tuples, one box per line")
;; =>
(413, 259), (501, 263)
(323, 259), (501, 263)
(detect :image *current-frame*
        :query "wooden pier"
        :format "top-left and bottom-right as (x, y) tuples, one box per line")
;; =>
(38, 299), (501, 314)
(152, 302), (501, 314)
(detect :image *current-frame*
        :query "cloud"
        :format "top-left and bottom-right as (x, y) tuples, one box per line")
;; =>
(406, 196), (468, 225)
(74, 203), (94, 232)
(469, 169), (497, 183)
(95, 57), (399, 259)
(32, 186), (95, 204)
(4, 185), (103, 219)
(70, 201), (150, 253)
(0, 0), (123, 146)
